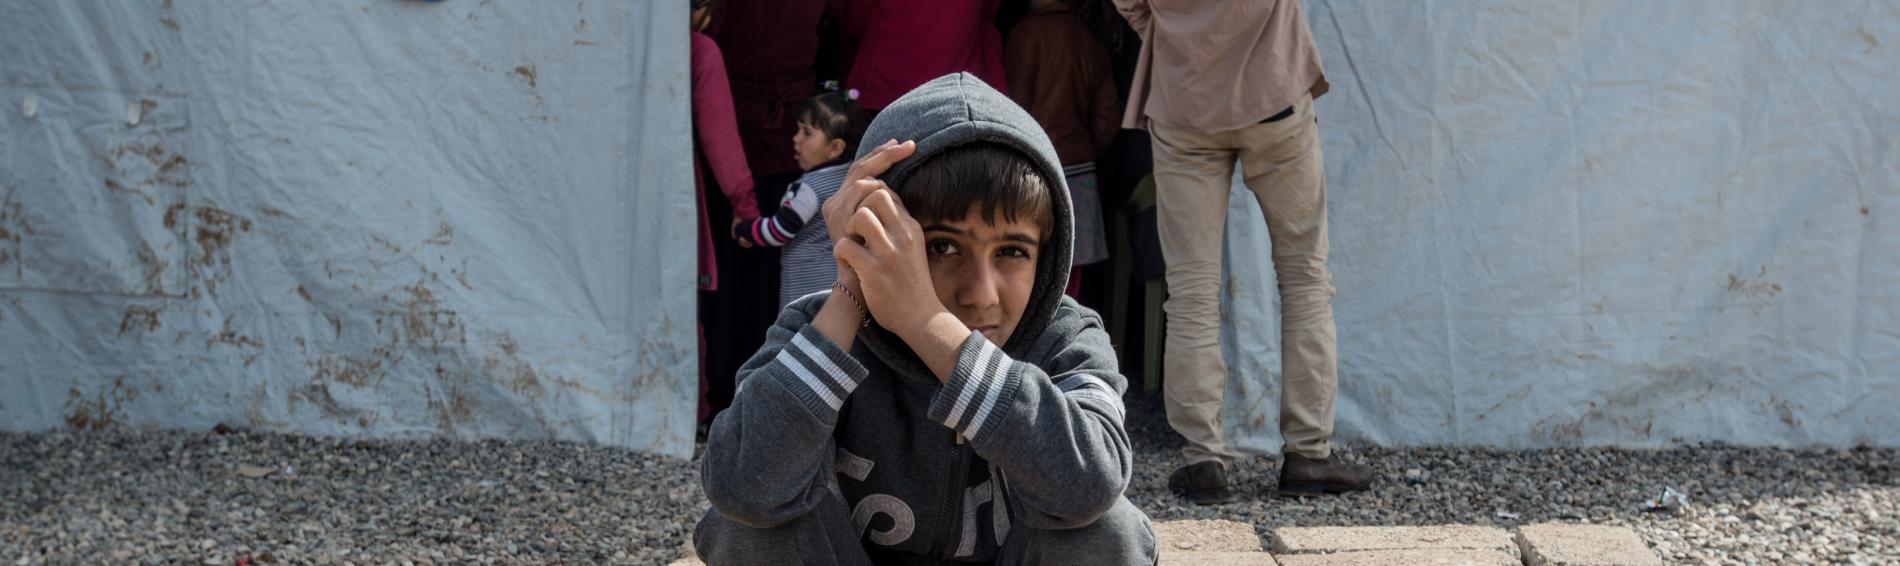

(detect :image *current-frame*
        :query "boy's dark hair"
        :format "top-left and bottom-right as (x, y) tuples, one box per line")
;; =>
(897, 142), (1053, 238)
(797, 91), (869, 159)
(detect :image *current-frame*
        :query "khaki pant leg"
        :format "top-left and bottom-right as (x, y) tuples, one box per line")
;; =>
(1150, 122), (1242, 466)
(1236, 93), (1338, 459)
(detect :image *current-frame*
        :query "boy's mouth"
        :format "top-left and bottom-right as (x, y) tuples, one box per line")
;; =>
(969, 324), (999, 340)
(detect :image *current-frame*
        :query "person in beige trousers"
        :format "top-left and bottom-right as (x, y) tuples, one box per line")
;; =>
(1114, 0), (1373, 504)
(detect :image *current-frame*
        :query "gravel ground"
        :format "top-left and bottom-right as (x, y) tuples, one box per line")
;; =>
(3, 393), (1895, 565)
(1119, 395), (1900, 565)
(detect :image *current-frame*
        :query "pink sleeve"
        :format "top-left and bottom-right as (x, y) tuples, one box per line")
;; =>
(690, 33), (761, 221)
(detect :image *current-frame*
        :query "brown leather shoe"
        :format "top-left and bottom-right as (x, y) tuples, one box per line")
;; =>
(1277, 453), (1374, 497)
(1168, 461), (1238, 505)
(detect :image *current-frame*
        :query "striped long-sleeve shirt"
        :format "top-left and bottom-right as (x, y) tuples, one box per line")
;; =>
(734, 162), (852, 309)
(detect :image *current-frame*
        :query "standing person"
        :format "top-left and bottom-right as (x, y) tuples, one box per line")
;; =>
(690, 0), (764, 424)
(1004, 0), (1120, 301)
(701, 0), (829, 422)
(836, 0), (1007, 111)
(1113, 0), (1373, 503)
(732, 87), (869, 310)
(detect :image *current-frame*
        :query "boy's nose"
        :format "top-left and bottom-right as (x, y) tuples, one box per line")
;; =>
(956, 262), (1000, 309)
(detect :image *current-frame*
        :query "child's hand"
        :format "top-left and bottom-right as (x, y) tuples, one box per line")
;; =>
(730, 217), (753, 249)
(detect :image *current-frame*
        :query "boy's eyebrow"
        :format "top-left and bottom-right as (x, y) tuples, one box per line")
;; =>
(922, 224), (1041, 246)
(1002, 233), (1040, 246)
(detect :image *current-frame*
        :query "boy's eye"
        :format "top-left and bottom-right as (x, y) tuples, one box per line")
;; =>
(998, 246), (1033, 260)
(926, 240), (958, 257)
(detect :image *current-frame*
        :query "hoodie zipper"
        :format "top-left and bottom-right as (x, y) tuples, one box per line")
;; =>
(929, 430), (968, 558)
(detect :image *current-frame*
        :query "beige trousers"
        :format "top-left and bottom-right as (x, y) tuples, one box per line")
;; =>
(1151, 93), (1337, 465)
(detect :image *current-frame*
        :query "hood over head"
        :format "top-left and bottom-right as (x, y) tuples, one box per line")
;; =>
(852, 73), (1074, 378)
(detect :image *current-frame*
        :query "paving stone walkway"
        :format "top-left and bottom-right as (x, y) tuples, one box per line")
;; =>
(669, 519), (1662, 565)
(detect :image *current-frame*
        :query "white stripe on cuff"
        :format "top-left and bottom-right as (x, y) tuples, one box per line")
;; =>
(964, 353), (1012, 439)
(777, 350), (842, 410)
(792, 334), (854, 392)
(945, 339), (996, 427)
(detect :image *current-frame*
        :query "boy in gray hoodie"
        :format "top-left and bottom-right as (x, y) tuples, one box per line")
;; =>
(694, 73), (1158, 565)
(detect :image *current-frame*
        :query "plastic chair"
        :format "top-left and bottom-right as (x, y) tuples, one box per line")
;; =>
(1110, 174), (1166, 393)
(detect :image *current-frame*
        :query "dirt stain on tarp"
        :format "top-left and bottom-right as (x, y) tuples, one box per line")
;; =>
(290, 379), (368, 426)
(0, 186), (34, 279)
(1725, 265), (1783, 317)
(186, 206), (252, 267)
(135, 241), (171, 295)
(1726, 266), (1781, 299)
(1774, 397), (1800, 428)
(159, 0), (180, 33)
(290, 213), (608, 436)
(206, 314), (265, 368)
(424, 222), (454, 246)
(165, 203), (252, 298)
(513, 65), (538, 89)
(512, 66), (549, 122)
(297, 277), (467, 428)
(1533, 353), (1745, 443)
(101, 139), (189, 213)
(119, 304), (162, 335)
(104, 179), (154, 206)
(64, 377), (140, 431)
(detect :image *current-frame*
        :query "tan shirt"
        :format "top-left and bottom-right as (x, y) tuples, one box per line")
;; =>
(1113, 0), (1329, 132)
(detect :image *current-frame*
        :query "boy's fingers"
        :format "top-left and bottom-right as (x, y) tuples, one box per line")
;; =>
(859, 190), (912, 246)
(845, 140), (915, 183)
(833, 238), (871, 271)
(884, 187), (911, 219)
(834, 179), (892, 232)
(847, 206), (895, 254)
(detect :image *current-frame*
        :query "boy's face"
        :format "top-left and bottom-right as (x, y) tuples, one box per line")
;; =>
(922, 206), (1043, 346)
(792, 119), (844, 171)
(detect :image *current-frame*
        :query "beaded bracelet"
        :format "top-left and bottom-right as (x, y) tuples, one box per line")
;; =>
(832, 281), (871, 328)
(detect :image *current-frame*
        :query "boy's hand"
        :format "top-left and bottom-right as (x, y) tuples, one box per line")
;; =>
(828, 140), (956, 342)
(835, 187), (944, 336)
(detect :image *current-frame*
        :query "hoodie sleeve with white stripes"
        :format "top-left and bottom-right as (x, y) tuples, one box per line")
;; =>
(699, 297), (869, 528)
(924, 300), (1134, 530)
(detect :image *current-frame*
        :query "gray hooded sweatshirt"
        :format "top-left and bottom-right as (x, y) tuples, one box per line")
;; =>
(700, 73), (1143, 562)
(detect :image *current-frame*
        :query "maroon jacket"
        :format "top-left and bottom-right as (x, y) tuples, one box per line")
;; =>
(839, 0), (1007, 110)
(711, 0), (830, 178)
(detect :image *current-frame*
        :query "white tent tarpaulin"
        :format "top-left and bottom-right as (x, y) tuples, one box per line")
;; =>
(0, 1), (700, 457)
(3, 0), (1894, 457)
(1220, 0), (1898, 453)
